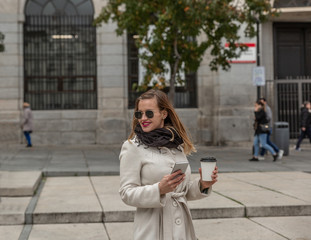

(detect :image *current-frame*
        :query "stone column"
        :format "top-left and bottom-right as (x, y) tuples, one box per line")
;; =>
(95, 19), (128, 145)
(197, 26), (256, 146)
(0, 0), (24, 144)
(197, 49), (217, 145)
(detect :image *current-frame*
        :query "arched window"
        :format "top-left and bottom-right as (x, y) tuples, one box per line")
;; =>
(24, 0), (97, 110)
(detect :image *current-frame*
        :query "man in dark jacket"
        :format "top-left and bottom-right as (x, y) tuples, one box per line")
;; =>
(295, 101), (311, 151)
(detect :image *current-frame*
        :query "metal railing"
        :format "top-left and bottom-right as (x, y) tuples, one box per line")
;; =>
(24, 76), (97, 110)
(265, 79), (311, 138)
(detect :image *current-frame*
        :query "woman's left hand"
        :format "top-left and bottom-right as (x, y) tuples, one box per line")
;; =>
(199, 166), (218, 191)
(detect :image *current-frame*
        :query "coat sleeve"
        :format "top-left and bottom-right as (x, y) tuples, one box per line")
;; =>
(186, 177), (212, 201)
(265, 106), (272, 123)
(119, 140), (166, 208)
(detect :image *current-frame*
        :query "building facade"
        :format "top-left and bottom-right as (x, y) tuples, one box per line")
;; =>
(0, 0), (310, 146)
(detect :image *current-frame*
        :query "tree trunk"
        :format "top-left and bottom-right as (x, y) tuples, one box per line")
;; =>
(169, 38), (181, 105)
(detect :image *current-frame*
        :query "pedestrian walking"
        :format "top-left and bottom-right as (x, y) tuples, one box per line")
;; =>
(21, 102), (33, 147)
(258, 97), (284, 160)
(295, 101), (311, 151)
(249, 100), (278, 161)
(119, 89), (218, 240)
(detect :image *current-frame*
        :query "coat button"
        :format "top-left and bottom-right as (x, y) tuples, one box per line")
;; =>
(175, 218), (182, 225)
(172, 201), (178, 207)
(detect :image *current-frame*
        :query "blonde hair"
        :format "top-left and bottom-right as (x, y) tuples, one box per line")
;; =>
(23, 102), (30, 108)
(128, 89), (196, 155)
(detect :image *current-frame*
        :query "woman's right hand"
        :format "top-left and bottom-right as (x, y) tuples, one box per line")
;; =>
(158, 170), (185, 195)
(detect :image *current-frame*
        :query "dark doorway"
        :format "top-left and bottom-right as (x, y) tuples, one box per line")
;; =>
(274, 23), (311, 138)
(274, 23), (311, 79)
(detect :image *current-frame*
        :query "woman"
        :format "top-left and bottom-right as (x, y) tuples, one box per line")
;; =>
(21, 102), (33, 147)
(119, 89), (218, 240)
(249, 100), (278, 161)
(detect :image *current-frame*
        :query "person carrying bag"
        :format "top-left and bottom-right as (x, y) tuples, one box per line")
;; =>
(249, 100), (278, 161)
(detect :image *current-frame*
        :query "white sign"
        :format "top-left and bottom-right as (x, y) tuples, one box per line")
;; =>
(253, 66), (265, 86)
(225, 43), (256, 63)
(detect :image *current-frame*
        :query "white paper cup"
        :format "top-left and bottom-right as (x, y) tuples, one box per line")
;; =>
(200, 157), (217, 181)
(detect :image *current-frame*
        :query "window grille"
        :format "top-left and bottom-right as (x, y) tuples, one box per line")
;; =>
(24, 0), (97, 110)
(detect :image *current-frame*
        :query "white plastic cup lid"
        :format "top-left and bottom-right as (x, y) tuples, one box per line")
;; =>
(200, 157), (217, 162)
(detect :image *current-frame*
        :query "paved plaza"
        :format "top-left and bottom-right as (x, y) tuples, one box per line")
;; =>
(0, 142), (311, 239)
(1, 142), (311, 175)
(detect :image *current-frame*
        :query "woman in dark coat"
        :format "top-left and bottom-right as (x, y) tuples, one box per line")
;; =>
(249, 100), (278, 161)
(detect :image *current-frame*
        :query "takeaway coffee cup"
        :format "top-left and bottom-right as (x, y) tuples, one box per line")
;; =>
(200, 157), (217, 181)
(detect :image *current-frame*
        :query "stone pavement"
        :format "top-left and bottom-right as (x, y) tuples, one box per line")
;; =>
(1, 141), (311, 175)
(0, 143), (311, 239)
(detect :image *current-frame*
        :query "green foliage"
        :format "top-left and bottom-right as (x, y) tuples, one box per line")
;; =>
(94, 0), (277, 91)
(0, 32), (5, 52)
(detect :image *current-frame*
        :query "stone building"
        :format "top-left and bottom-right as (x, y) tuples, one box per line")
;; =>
(0, 0), (310, 146)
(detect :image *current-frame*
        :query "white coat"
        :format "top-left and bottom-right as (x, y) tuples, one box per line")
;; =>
(119, 139), (212, 240)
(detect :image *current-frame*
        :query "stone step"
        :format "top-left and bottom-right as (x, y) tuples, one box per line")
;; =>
(93, 175), (242, 221)
(29, 173), (311, 224)
(105, 216), (311, 240)
(1, 172), (311, 225)
(28, 223), (109, 240)
(0, 225), (24, 240)
(0, 171), (42, 197)
(2, 216), (310, 240)
(0, 197), (32, 225)
(32, 177), (102, 224)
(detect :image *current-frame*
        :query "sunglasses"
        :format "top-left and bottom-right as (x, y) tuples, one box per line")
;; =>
(135, 110), (154, 119)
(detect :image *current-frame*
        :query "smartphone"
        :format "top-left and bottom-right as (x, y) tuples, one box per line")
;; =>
(171, 161), (189, 178)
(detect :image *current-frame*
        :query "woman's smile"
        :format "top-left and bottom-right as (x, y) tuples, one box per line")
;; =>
(141, 121), (151, 128)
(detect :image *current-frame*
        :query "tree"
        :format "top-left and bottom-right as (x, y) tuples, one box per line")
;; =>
(0, 32), (4, 52)
(95, 0), (277, 104)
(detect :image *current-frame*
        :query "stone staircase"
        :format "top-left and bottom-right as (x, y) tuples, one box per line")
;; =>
(1, 145), (311, 239)
(0, 171), (41, 225)
(1, 171), (311, 227)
